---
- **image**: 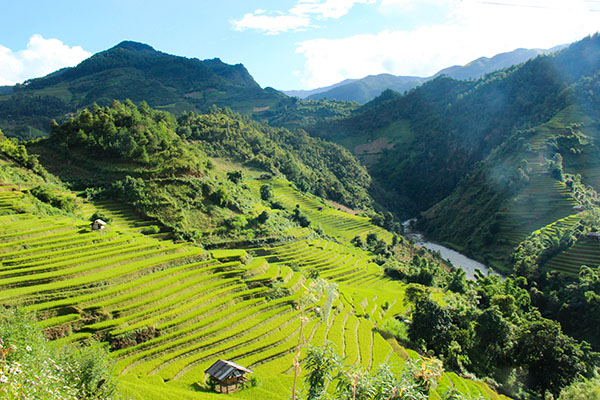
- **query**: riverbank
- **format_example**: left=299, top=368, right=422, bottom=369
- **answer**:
left=403, top=219, right=504, bottom=280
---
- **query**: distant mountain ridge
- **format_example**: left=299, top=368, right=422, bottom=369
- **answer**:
left=307, top=74, right=425, bottom=104
left=289, top=45, right=565, bottom=103
left=283, top=78, right=357, bottom=99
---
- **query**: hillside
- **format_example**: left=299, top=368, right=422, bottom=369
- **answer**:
left=298, top=46, right=558, bottom=104
left=0, top=125, right=525, bottom=400
left=310, top=34, right=600, bottom=218
left=23, top=100, right=372, bottom=246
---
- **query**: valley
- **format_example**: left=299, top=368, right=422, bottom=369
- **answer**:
left=1, top=32, right=600, bottom=400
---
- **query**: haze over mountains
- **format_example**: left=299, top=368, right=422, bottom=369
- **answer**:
left=286, top=45, right=566, bottom=104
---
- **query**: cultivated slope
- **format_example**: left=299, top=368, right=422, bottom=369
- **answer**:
left=0, top=175, right=507, bottom=400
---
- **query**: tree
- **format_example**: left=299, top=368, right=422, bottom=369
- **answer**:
left=226, top=170, right=244, bottom=184
left=408, top=295, right=453, bottom=355
left=260, top=184, right=273, bottom=201
left=471, top=306, right=513, bottom=377
left=516, top=318, right=590, bottom=399
left=256, top=210, right=269, bottom=224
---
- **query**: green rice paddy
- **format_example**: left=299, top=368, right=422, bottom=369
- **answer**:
left=0, top=183, right=508, bottom=400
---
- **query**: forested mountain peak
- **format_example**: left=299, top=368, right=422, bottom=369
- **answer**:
left=0, top=40, right=289, bottom=138
left=24, top=39, right=260, bottom=91
left=110, top=40, right=156, bottom=52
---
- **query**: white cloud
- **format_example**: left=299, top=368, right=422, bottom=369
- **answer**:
left=0, top=35, right=91, bottom=86
left=232, top=13, right=312, bottom=35
left=296, top=0, right=599, bottom=88
left=231, top=0, right=375, bottom=34
left=379, top=0, right=450, bottom=13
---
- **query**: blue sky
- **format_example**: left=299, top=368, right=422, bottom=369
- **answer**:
left=1, top=0, right=598, bottom=90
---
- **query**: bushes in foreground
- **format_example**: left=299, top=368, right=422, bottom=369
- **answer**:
left=0, top=308, right=117, bottom=400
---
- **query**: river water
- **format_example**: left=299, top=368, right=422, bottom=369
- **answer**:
left=403, top=219, right=498, bottom=280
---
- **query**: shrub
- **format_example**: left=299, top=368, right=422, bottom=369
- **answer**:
left=260, top=184, right=273, bottom=201
left=141, top=225, right=161, bottom=234
left=0, top=307, right=117, bottom=400
left=57, top=342, right=117, bottom=399
left=30, top=185, right=76, bottom=213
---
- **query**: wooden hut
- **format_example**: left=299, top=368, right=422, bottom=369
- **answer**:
left=205, top=359, right=253, bottom=394
left=91, top=219, right=107, bottom=231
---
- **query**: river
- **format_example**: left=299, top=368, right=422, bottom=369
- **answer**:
left=403, top=219, right=500, bottom=280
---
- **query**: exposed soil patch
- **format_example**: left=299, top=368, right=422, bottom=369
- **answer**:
left=326, top=200, right=361, bottom=215
left=354, top=137, right=393, bottom=156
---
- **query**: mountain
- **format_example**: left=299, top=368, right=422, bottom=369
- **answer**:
left=309, top=34, right=600, bottom=264
left=306, top=74, right=425, bottom=104
left=299, top=45, right=563, bottom=104
left=0, top=41, right=287, bottom=139
left=433, top=45, right=565, bottom=80
left=283, top=78, right=357, bottom=98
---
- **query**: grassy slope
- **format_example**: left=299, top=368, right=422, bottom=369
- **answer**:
left=0, top=161, right=508, bottom=400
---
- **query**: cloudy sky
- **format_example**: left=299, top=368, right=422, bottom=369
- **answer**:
left=0, top=0, right=598, bottom=89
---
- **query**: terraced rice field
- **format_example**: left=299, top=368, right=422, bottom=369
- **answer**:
left=544, top=237, right=600, bottom=276
left=249, top=178, right=394, bottom=243
left=0, top=186, right=507, bottom=400
left=484, top=109, right=584, bottom=268
left=495, top=169, right=579, bottom=248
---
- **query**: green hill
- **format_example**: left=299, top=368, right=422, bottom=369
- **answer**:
left=310, top=34, right=600, bottom=219
left=0, top=131, right=516, bottom=400
left=0, top=41, right=361, bottom=140
left=0, top=40, right=285, bottom=139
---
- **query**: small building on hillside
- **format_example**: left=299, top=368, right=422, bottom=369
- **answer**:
left=205, top=359, right=253, bottom=394
left=573, top=205, right=585, bottom=212
left=257, top=174, right=272, bottom=180
left=91, top=219, right=107, bottom=231
left=586, top=232, right=600, bottom=241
